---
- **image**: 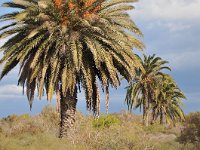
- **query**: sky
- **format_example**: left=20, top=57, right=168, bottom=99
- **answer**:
left=0, top=0, right=200, bottom=118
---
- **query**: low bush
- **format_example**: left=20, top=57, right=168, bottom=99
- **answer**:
left=40, top=105, right=59, bottom=126
left=0, top=106, right=199, bottom=150
left=0, top=126, right=2, bottom=133
left=92, top=114, right=121, bottom=128
left=143, top=123, right=166, bottom=133
left=177, top=112, right=200, bottom=144
left=3, top=114, right=18, bottom=123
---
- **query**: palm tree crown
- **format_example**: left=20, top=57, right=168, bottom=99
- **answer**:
left=0, top=0, right=144, bottom=116
left=125, top=54, right=171, bottom=126
left=125, top=54, right=186, bottom=126
left=125, top=54, right=171, bottom=110
left=153, top=75, right=186, bottom=124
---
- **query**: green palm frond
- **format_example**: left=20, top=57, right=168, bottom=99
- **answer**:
left=125, top=54, right=186, bottom=124
left=125, top=54, right=171, bottom=112
left=0, top=0, right=144, bottom=115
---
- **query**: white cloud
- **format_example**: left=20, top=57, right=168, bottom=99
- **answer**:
left=164, top=23, right=192, bottom=32
left=142, top=21, right=193, bottom=32
left=161, top=49, right=200, bottom=70
left=0, top=84, right=58, bottom=101
left=129, top=1, right=200, bottom=71
left=0, top=84, right=26, bottom=101
left=132, top=0, right=200, bottom=22
left=0, top=84, right=24, bottom=96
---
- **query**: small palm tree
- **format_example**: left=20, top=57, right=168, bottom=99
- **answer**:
left=152, top=75, right=186, bottom=125
left=125, top=54, right=171, bottom=126
left=0, top=0, right=143, bottom=137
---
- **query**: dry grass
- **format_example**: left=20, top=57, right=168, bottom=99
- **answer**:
left=0, top=106, right=198, bottom=150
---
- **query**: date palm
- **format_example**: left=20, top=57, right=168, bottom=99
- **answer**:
left=152, top=75, right=186, bottom=125
left=0, top=0, right=143, bottom=137
left=125, top=54, right=171, bottom=126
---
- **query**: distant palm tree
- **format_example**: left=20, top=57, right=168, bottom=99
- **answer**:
left=0, top=0, right=143, bottom=137
left=152, top=75, right=186, bottom=125
left=125, top=54, right=171, bottom=126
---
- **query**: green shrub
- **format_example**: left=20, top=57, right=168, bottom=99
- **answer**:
left=177, top=112, right=200, bottom=144
left=19, top=114, right=30, bottom=119
left=92, top=114, right=121, bottom=128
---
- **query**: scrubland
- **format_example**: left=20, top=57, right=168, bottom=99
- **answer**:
left=0, top=106, right=199, bottom=150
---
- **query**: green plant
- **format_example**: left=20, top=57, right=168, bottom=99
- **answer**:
left=152, top=75, right=185, bottom=125
left=18, top=114, right=30, bottom=119
left=125, top=54, right=171, bottom=126
left=92, top=115, right=121, bottom=128
left=125, top=54, right=185, bottom=126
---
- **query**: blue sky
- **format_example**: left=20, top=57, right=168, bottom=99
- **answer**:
left=0, top=0, right=200, bottom=118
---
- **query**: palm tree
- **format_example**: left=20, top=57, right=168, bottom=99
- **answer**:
left=0, top=0, right=144, bottom=137
left=125, top=54, right=171, bottom=126
left=152, top=75, right=186, bottom=125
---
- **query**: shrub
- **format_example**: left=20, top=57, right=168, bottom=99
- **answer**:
left=18, top=114, right=30, bottom=119
left=177, top=112, right=200, bottom=144
left=144, top=123, right=166, bottom=133
left=10, top=123, right=44, bottom=136
left=92, top=114, right=121, bottom=128
left=3, top=114, right=18, bottom=123
left=0, top=127, right=2, bottom=133
left=40, top=105, right=59, bottom=126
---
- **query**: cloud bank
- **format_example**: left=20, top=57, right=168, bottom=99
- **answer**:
left=132, top=0, right=200, bottom=22
left=0, top=84, right=24, bottom=96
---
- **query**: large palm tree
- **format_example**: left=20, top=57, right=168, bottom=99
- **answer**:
left=125, top=54, right=171, bottom=126
left=0, top=0, right=144, bottom=137
left=152, top=75, right=186, bottom=125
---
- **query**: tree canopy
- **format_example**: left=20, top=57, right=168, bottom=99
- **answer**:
left=0, top=0, right=144, bottom=116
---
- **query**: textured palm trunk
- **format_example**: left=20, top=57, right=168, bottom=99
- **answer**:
left=160, top=108, right=165, bottom=125
left=56, top=86, right=61, bottom=113
left=143, top=105, right=149, bottom=127
left=151, top=117, right=155, bottom=125
left=143, top=91, right=149, bottom=127
left=151, top=110, right=157, bottom=125
left=143, top=105, right=145, bottom=125
left=144, top=111, right=149, bottom=127
left=59, top=90, right=77, bottom=138
left=160, top=113, right=164, bottom=125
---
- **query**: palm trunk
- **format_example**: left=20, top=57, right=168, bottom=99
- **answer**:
left=145, top=102, right=152, bottom=126
left=145, top=112, right=149, bottom=127
left=143, top=105, right=146, bottom=125
left=151, top=110, right=157, bottom=124
left=143, top=93, right=149, bottom=127
left=160, top=108, right=164, bottom=125
left=59, top=89, right=77, bottom=138
left=160, top=113, right=164, bottom=125
left=143, top=105, right=149, bottom=126
left=56, top=85, right=61, bottom=113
